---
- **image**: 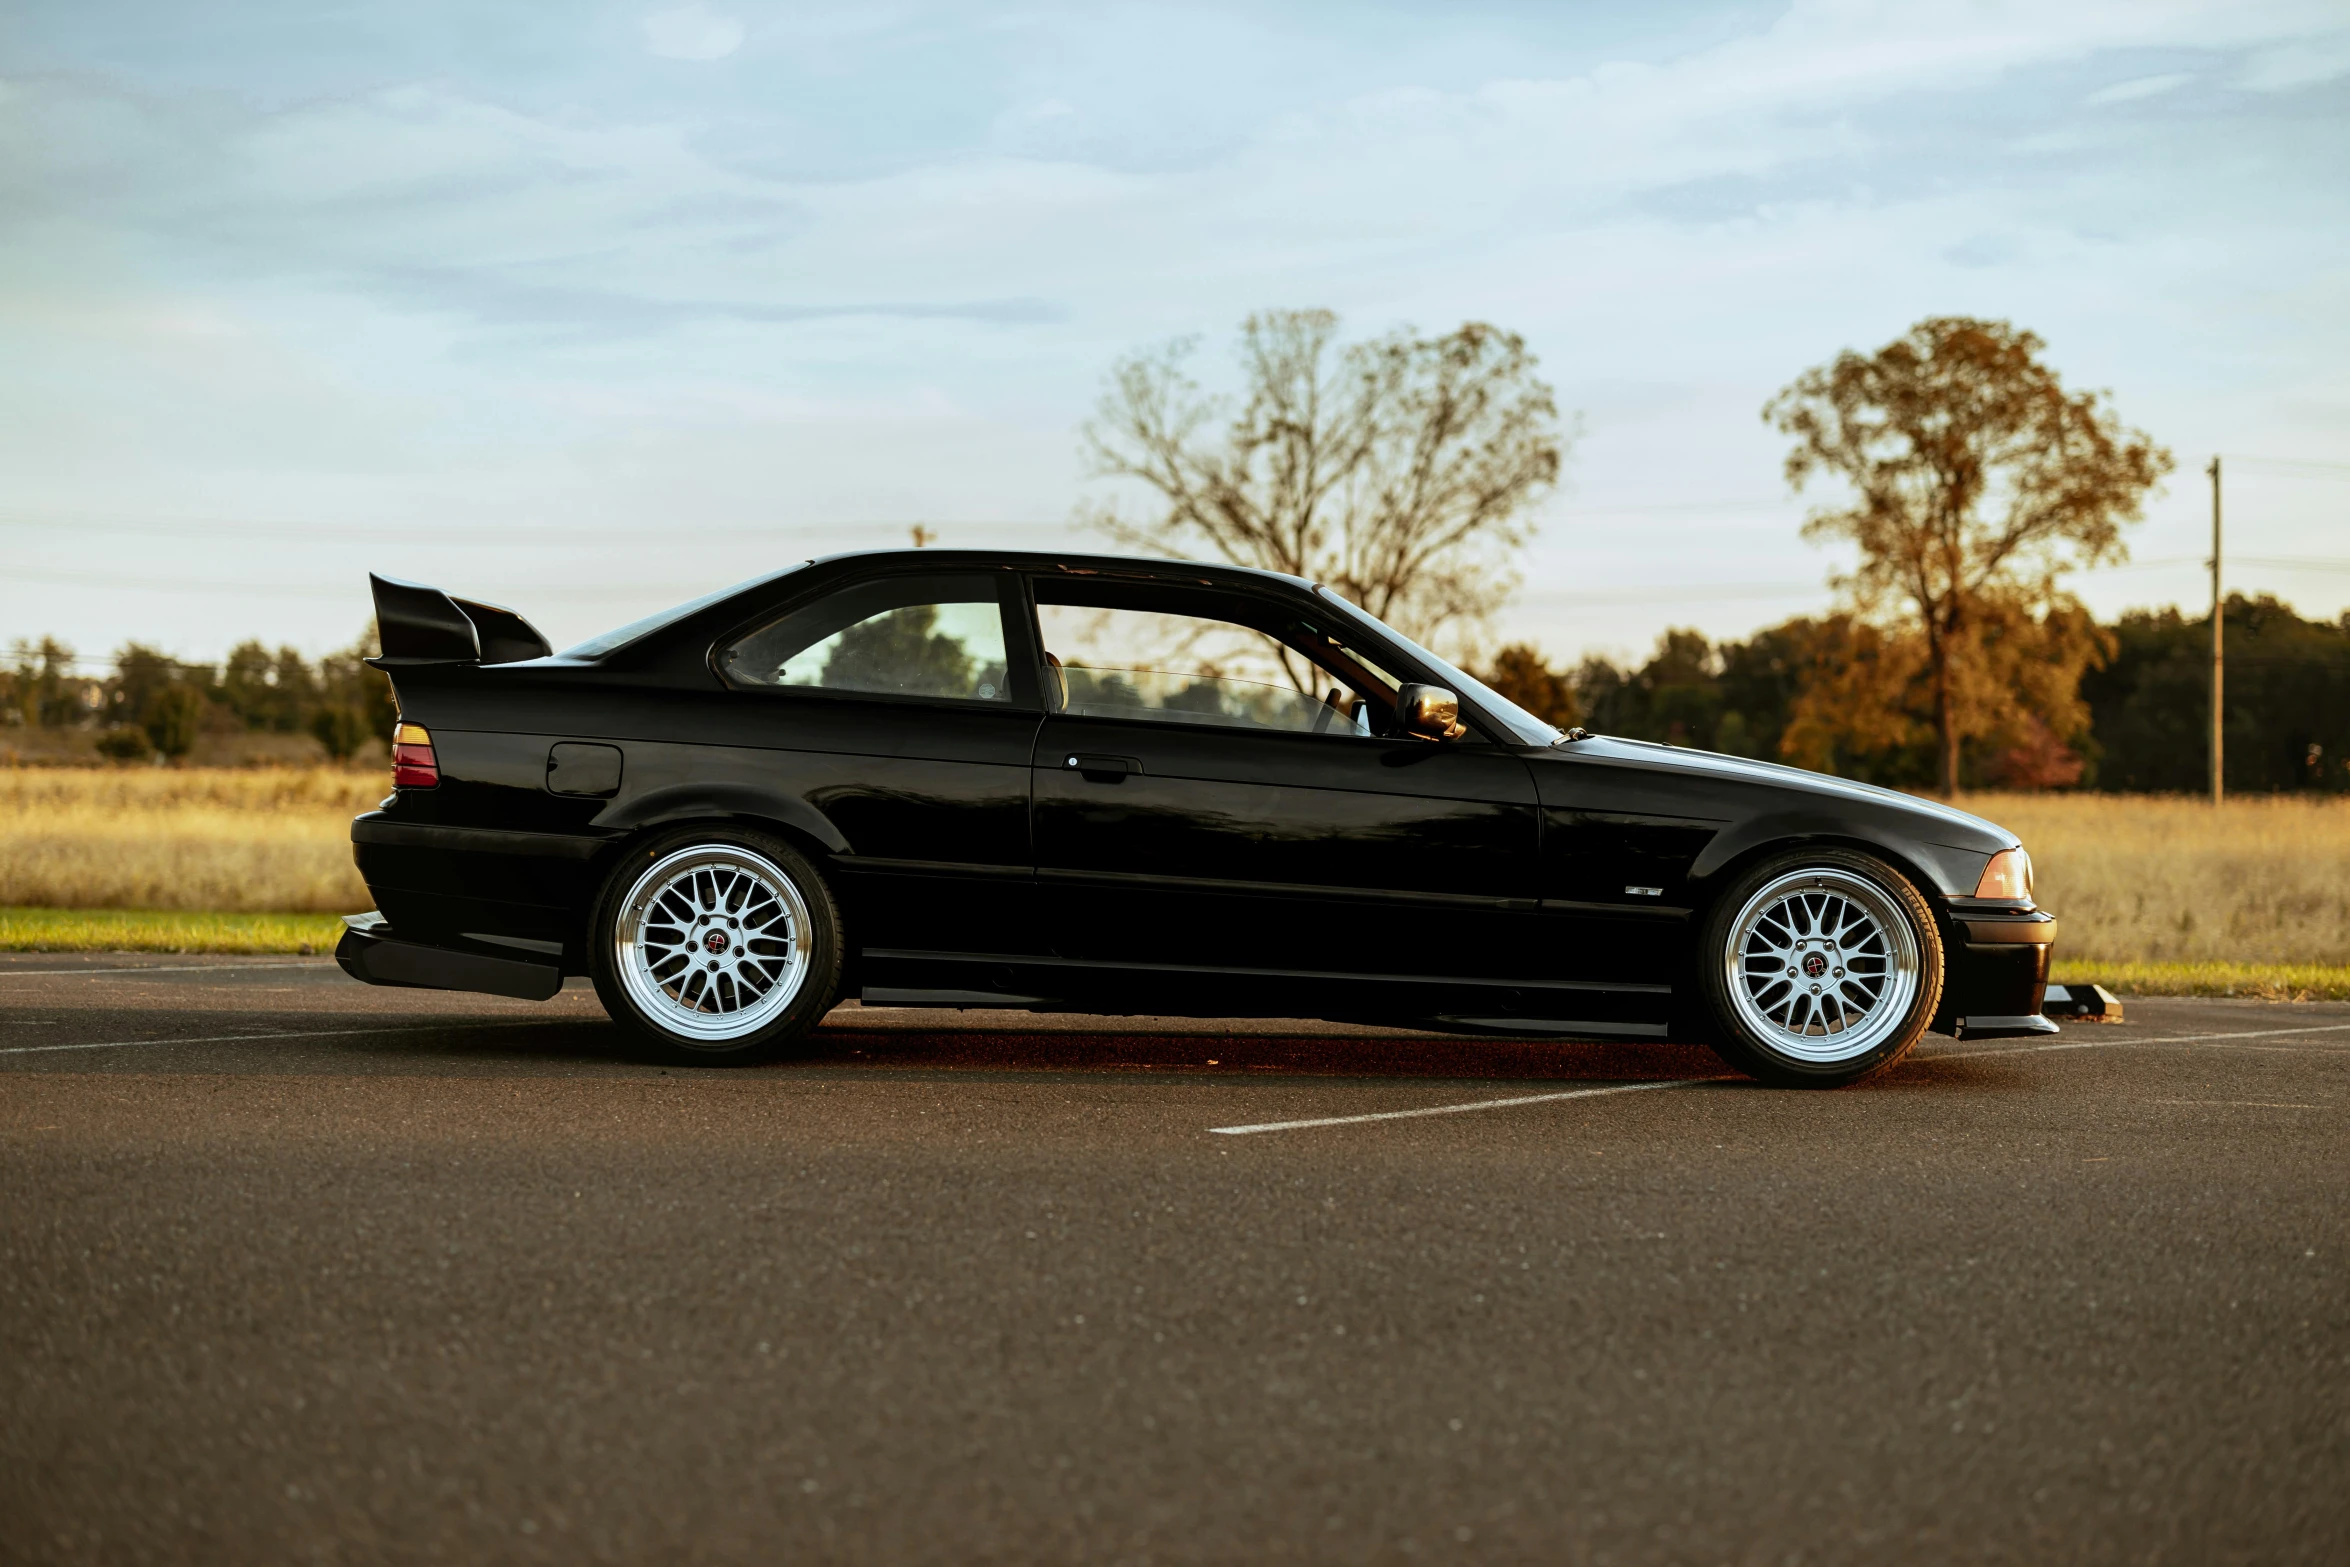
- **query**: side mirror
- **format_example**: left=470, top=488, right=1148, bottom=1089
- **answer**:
left=1395, top=683, right=1465, bottom=741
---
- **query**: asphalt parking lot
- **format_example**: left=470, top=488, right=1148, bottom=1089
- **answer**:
left=2, top=954, right=2345, bottom=1565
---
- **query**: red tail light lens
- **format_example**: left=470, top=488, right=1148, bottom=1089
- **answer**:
left=1974, top=846, right=2033, bottom=901
left=391, top=721, right=439, bottom=789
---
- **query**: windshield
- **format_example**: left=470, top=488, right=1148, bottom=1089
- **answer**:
left=1311, top=586, right=1564, bottom=747
left=560, top=563, right=812, bottom=660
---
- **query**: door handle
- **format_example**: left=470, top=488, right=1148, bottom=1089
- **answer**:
left=1065, top=753, right=1138, bottom=783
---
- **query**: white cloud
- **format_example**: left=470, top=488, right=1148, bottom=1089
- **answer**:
left=2238, top=31, right=2350, bottom=89
left=2085, top=72, right=2194, bottom=105
left=640, top=4, right=747, bottom=63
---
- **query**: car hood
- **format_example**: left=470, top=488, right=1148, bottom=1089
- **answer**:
left=1541, top=735, right=2018, bottom=851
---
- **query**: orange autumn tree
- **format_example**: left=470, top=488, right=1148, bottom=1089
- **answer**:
left=1481, top=642, right=1581, bottom=727
left=1765, top=317, right=2170, bottom=795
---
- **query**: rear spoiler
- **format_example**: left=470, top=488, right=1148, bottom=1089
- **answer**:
left=367, top=573, right=553, bottom=666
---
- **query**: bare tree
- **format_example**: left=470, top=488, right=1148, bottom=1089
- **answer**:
left=1080, top=309, right=1566, bottom=653
left=1765, top=317, right=2171, bottom=797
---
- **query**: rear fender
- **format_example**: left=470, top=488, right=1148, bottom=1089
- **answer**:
left=596, top=784, right=852, bottom=857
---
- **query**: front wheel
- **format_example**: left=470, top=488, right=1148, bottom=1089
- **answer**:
left=589, top=828, right=843, bottom=1065
left=1693, top=849, right=1943, bottom=1088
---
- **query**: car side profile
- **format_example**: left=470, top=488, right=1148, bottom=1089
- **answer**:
left=336, top=549, right=2058, bottom=1087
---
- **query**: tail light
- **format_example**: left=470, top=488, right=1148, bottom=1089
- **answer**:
left=392, top=722, right=439, bottom=789
left=1974, top=846, right=2033, bottom=901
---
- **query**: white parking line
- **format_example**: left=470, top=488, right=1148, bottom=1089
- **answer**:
left=1931, top=1020, right=2350, bottom=1063
left=0, top=1020, right=552, bottom=1057
left=2132, top=1021, right=2350, bottom=1045
left=0, top=961, right=327, bottom=979
left=1222, top=1017, right=2350, bottom=1134
left=1210, top=1078, right=1710, bottom=1136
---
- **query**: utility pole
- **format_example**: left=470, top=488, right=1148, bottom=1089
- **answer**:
left=2208, top=455, right=2223, bottom=806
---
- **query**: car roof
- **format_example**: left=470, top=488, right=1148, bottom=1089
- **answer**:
left=804, top=547, right=1318, bottom=593
left=564, top=546, right=1347, bottom=682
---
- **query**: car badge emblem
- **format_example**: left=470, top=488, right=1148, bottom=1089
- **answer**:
left=704, top=930, right=730, bottom=955
left=1801, top=952, right=1828, bottom=978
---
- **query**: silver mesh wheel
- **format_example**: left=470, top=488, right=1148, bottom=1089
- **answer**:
left=1723, top=867, right=1922, bottom=1064
left=613, top=844, right=812, bottom=1044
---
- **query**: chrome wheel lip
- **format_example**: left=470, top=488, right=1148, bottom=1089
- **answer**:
left=614, top=844, right=811, bottom=1045
left=1723, top=867, right=1921, bottom=1064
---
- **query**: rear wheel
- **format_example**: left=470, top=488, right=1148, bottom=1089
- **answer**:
left=589, top=828, right=842, bottom=1065
left=1694, top=848, right=1942, bottom=1088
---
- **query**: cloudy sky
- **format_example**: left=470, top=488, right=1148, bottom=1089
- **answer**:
left=4, top=0, right=2347, bottom=670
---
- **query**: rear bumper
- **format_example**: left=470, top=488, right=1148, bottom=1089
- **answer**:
left=1939, top=905, right=2057, bottom=1039
left=350, top=812, right=613, bottom=963
left=335, top=913, right=563, bottom=1002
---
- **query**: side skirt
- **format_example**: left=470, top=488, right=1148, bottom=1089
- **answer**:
left=857, top=947, right=1673, bottom=1031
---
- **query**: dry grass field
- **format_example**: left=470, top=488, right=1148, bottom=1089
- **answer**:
left=0, top=768, right=378, bottom=914
left=1, top=772, right=2345, bottom=991
left=1960, top=792, right=2350, bottom=967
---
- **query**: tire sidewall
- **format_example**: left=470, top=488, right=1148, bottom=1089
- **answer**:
left=1695, top=847, right=1944, bottom=1088
left=589, top=825, right=842, bottom=1064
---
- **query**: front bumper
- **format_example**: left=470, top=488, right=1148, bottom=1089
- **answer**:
left=1938, top=904, right=2057, bottom=1040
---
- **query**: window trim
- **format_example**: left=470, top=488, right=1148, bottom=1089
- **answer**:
left=706, top=566, right=1042, bottom=711
left=1050, top=665, right=1378, bottom=740
left=1019, top=575, right=1500, bottom=743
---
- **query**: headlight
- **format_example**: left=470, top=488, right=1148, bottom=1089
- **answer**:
left=1974, top=846, right=2033, bottom=901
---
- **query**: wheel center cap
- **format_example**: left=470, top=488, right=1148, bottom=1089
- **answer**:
left=703, top=929, right=731, bottom=956
left=1801, top=952, right=1829, bottom=978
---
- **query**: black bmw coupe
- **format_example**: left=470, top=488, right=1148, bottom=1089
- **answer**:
left=337, top=549, right=2058, bottom=1086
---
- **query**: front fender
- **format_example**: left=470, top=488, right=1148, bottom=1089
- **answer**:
left=1689, top=811, right=1991, bottom=902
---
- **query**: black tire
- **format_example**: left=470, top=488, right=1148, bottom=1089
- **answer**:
left=589, top=825, right=843, bottom=1066
left=1693, top=847, right=1943, bottom=1088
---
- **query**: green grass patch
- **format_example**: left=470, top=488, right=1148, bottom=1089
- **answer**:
left=0, top=907, right=349, bottom=954
left=2054, top=959, right=2350, bottom=1002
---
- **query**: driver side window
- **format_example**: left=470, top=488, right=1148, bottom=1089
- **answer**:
left=1034, top=596, right=1390, bottom=737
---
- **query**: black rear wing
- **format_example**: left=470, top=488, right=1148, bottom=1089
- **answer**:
left=367, top=574, right=553, bottom=667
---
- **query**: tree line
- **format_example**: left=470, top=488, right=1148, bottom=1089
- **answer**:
left=5, top=595, right=2340, bottom=791
left=1479, top=593, right=2350, bottom=794
left=1, top=634, right=397, bottom=762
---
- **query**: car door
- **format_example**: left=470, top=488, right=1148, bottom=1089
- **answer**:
left=710, top=568, right=1045, bottom=961
left=1022, top=576, right=1542, bottom=1010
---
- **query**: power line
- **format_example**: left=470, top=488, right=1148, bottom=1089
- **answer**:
left=2236, top=555, right=2350, bottom=573
left=0, top=516, right=1078, bottom=545
left=0, top=567, right=752, bottom=601
left=2226, top=455, right=2350, bottom=477
left=1520, top=582, right=1826, bottom=606
left=2098, top=554, right=2350, bottom=573
left=1554, top=497, right=1790, bottom=517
